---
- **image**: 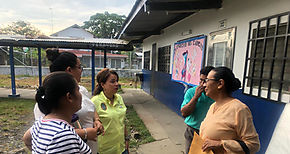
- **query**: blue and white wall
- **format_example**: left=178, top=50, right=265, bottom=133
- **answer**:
left=141, top=0, right=290, bottom=153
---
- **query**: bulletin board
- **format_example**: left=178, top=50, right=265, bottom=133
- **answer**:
left=171, top=35, right=206, bottom=86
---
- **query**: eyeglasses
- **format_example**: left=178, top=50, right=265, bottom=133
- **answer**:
left=77, top=65, right=84, bottom=71
left=204, top=78, right=219, bottom=83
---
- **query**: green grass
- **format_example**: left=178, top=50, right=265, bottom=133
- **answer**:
left=125, top=105, right=155, bottom=148
left=0, top=74, right=39, bottom=89
left=0, top=98, right=153, bottom=151
left=0, top=98, right=35, bottom=132
left=0, top=98, right=35, bottom=153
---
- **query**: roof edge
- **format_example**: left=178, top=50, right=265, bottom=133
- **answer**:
left=117, top=0, right=147, bottom=39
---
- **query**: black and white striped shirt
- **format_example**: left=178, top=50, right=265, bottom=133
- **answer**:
left=31, top=119, right=91, bottom=154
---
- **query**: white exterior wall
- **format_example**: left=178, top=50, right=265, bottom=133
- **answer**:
left=143, top=0, right=290, bottom=80
left=141, top=0, right=290, bottom=153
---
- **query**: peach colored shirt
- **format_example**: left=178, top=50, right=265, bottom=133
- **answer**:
left=200, top=99, right=260, bottom=154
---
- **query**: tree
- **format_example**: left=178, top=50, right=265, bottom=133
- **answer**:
left=0, top=21, right=45, bottom=66
left=0, top=21, right=42, bottom=37
left=82, top=11, right=126, bottom=38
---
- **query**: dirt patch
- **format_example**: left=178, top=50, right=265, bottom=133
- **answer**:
left=0, top=113, right=33, bottom=154
left=0, top=99, right=34, bottom=154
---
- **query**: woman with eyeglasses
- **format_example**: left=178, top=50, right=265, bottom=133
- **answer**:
left=23, top=49, right=103, bottom=154
left=200, top=67, right=260, bottom=154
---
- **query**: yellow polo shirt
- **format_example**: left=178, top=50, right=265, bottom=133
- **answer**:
left=91, top=91, right=127, bottom=154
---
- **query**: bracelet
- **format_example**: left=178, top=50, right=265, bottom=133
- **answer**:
left=83, top=128, right=88, bottom=140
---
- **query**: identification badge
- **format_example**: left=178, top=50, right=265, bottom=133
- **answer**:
left=101, top=103, right=107, bottom=111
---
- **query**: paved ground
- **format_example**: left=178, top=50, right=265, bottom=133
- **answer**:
left=122, top=88, right=186, bottom=154
left=0, top=88, right=186, bottom=154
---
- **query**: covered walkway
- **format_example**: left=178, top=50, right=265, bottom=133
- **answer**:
left=0, top=35, right=133, bottom=97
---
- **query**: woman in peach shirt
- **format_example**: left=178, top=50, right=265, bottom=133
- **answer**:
left=200, top=67, right=260, bottom=154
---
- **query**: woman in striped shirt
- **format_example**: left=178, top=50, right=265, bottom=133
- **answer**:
left=29, top=72, right=91, bottom=153
left=24, top=49, right=102, bottom=153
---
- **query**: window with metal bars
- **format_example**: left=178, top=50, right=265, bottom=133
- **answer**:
left=144, top=51, right=150, bottom=70
left=158, top=45, right=171, bottom=73
left=243, top=12, right=290, bottom=103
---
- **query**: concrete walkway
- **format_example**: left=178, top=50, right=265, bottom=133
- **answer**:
left=0, top=88, right=186, bottom=154
left=121, top=88, right=186, bottom=154
left=0, top=88, right=36, bottom=99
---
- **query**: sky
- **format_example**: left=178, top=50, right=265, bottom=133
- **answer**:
left=0, top=0, right=135, bottom=35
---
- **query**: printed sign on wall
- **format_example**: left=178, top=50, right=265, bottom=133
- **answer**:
left=172, top=36, right=206, bottom=86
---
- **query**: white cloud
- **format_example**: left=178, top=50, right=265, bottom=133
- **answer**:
left=0, top=0, right=135, bottom=35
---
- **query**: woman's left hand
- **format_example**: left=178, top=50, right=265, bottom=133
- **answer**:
left=202, top=139, right=222, bottom=151
left=94, top=120, right=105, bottom=135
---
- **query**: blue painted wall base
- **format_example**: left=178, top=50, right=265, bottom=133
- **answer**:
left=142, top=70, right=285, bottom=154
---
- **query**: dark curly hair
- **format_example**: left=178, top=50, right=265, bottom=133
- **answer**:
left=46, top=48, right=78, bottom=72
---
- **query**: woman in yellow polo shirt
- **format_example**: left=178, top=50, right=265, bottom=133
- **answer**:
left=91, top=68, right=129, bottom=154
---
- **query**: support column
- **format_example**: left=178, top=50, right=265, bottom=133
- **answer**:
left=8, top=46, right=20, bottom=97
left=38, top=47, right=42, bottom=86
left=91, top=47, right=95, bottom=95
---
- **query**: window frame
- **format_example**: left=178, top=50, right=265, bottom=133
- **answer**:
left=206, top=27, right=236, bottom=69
left=242, top=11, right=290, bottom=103
left=157, top=45, right=171, bottom=74
left=143, top=50, right=150, bottom=70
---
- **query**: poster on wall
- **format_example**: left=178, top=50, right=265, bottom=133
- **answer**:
left=171, top=35, right=206, bottom=86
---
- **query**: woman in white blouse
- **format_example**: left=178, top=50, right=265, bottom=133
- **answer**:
left=25, top=49, right=103, bottom=154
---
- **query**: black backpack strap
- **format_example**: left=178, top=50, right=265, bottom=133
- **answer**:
left=235, top=140, right=250, bottom=154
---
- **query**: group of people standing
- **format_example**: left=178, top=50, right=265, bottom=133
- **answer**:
left=21, top=48, right=260, bottom=154
left=181, top=66, right=260, bottom=154
left=23, top=49, right=128, bottom=154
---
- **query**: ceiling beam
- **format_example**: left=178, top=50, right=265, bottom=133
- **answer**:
left=146, top=0, right=222, bottom=11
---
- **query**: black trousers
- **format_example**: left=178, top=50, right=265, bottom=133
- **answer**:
left=184, top=125, right=199, bottom=154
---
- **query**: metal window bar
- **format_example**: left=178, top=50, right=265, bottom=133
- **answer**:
left=257, top=19, right=270, bottom=97
left=249, top=21, right=261, bottom=95
left=242, top=22, right=252, bottom=94
left=245, top=76, right=290, bottom=84
left=278, top=13, right=290, bottom=101
left=248, top=34, right=288, bottom=41
left=267, top=16, right=280, bottom=100
left=243, top=11, right=290, bottom=102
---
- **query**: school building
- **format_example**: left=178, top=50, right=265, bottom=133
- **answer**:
left=118, top=0, right=290, bottom=153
